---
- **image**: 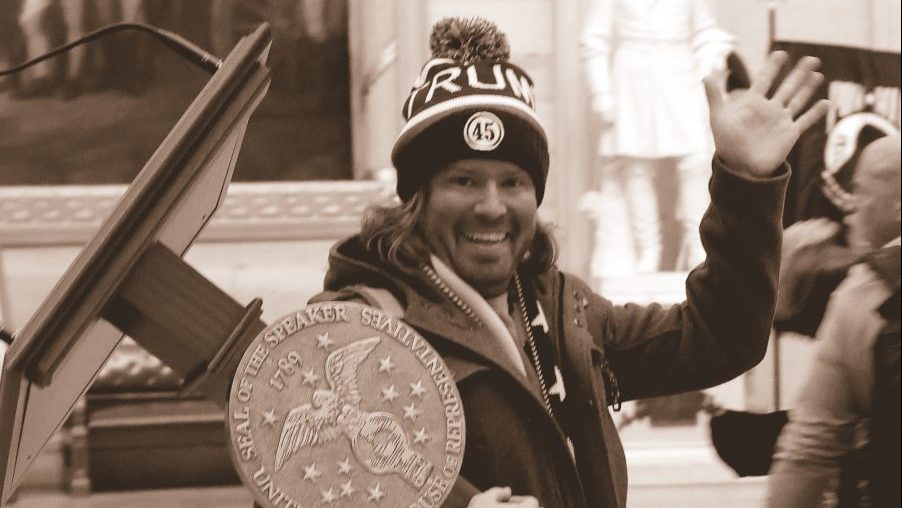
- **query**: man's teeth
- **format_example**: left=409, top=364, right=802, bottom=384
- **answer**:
left=464, top=232, right=508, bottom=243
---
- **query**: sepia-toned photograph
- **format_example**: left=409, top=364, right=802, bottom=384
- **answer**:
left=1, top=1, right=899, bottom=507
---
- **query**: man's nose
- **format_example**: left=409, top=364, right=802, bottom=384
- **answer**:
left=473, top=182, right=506, bottom=219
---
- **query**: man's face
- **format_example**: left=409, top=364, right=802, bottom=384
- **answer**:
left=844, top=148, right=901, bottom=249
left=421, top=159, right=537, bottom=298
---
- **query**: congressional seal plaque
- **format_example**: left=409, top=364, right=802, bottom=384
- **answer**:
left=227, top=301, right=465, bottom=508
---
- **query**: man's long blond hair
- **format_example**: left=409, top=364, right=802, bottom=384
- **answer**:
left=359, top=190, right=558, bottom=275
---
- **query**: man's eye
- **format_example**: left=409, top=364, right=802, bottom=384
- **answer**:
left=503, top=178, right=528, bottom=189
left=450, top=176, right=475, bottom=187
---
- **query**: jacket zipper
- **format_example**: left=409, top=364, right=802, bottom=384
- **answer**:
left=513, top=273, right=555, bottom=415
left=422, top=263, right=556, bottom=415
left=422, top=264, right=589, bottom=505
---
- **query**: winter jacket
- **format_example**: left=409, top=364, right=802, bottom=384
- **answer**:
left=311, top=159, right=788, bottom=507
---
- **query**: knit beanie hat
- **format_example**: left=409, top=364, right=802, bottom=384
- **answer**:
left=390, top=17, right=550, bottom=203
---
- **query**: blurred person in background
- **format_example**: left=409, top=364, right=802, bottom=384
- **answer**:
left=88, top=0, right=149, bottom=96
left=14, top=0, right=94, bottom=98
left=10, top=0, right=148, bottom=99
left=710, top=120, right=898, bottom=492
left=768, top=134, right=901, bottom=508
left=774, top=115, right=900, bottom=337
left=0, top=0, right=24, bottom=94
left=14, top=0, right=57, bottom=97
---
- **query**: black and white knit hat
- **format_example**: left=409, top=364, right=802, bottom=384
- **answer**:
left=390, top=17, right=550, bottom=203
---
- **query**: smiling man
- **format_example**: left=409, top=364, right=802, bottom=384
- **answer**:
left=310, top=17, right=829, bottom=508
left=422, top=159, right=538, bottom=298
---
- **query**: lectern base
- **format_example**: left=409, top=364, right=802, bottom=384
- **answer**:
left=83, top=392, right=240, bottom=492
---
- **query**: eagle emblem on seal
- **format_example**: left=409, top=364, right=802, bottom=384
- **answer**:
left=273, top=336, right=433, bottom=488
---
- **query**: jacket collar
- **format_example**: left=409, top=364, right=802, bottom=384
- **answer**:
left=325, top=236, right=545, bottom=399
left=429, top=254, right=528, bottom=378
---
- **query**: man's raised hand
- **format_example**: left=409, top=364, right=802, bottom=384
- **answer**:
left=704, top=51, right=831, bottom=177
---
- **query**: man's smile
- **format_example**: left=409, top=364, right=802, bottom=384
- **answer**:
left=462, top=231, right=511, bottom=244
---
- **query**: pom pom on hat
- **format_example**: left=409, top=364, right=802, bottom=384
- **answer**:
left=391, top=17, right=550, bottom=203
left=429, top=17, right=511, bottom=65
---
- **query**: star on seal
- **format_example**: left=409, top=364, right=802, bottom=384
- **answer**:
left=413, top=428, right=430, bottom=444
left=381, top=384, right=400, bottom=402
left=262, top=409, right=278, bottom=427
left=337, top=457, right=353, bottom=475
left=316, top=332, right=335, bottom=349
left=378, top=355, right=395, bottom=373
left=301, top=368, right=320, bottom=386
left=409, top=379, right=427, bottom=397
left=367, top=483, right=385, bottom=503
left=403, top=402, right=421, bottom=421
left=303, top=463, right=321, bottom=482
left=320, top=487, right=337, bottom=504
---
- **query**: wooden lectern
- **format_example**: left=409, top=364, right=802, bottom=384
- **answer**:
left=0, top=24, right=273, bottom=504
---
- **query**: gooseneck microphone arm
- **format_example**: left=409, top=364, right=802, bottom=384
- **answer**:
left=0, top=22, right=222, bottom=78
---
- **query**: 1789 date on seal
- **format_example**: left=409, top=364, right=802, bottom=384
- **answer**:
left=227, top=301, right=465, bottom=508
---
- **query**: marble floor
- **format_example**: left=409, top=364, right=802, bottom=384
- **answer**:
left=7, top=479, right=767, bottom=508
left=7, top=486, right=253, bottom=508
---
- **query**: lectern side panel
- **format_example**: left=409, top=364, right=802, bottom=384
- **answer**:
left=0, top=373, right=26, bottom=504
left=157, top=118, right=249, bottom=255
left=12, top=320, right=123, bottom=488
left=155, top=65, right=267, bottom=258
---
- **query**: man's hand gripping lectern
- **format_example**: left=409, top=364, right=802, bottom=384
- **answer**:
left=0, top=24, right=273, bottom=504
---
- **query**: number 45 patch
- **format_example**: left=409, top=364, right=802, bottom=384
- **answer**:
left=464, top=111, right=505, bottom=151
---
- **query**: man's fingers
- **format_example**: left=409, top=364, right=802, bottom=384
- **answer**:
left=795, top=99, right=832, bottom=133
left=786, top=72, right=824, bottom=117
left=703, top=74, right=724, bottom=114
left=483, top=486, right=512, bottom=501
left=772, top=56, right=821, bottom=106
left=749, top=50, right=789, bottom=96
left=509, top=496, right=541, bottom=508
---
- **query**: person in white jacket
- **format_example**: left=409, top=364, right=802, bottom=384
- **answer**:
left=581, top=0, right=734, bottom=274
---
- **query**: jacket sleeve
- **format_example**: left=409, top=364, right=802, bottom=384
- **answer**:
left=598, top=157, right=788, bottom=401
